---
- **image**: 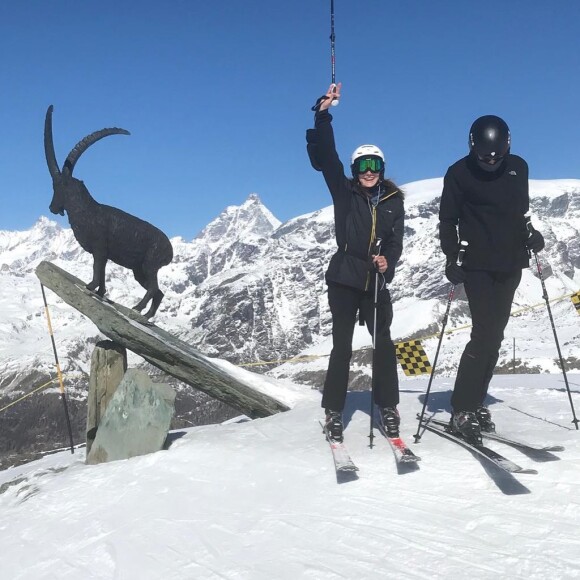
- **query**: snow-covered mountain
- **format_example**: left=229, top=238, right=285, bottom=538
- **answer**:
left=1, top=179, right=580, bottom=464
left=269, top=178, right=580, bottom=387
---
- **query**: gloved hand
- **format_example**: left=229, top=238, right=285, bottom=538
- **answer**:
left=526, top=229, right=545, bottom=253
left=445, top=259, right=466, bottom=285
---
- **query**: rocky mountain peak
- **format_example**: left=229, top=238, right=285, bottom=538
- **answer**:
left=194, top=193, right=281, bottom=247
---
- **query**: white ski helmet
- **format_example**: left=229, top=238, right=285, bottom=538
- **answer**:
left=350, top=144, right=385, bottom=178
left=351, top=144, right=385, bottom=166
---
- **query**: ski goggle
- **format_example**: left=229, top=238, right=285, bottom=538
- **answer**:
left=476, top=152, right=505, bottom=164
left=354, top=156, right=384, bottom=174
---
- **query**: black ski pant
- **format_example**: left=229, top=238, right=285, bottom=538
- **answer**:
left=451, top=269, right=522, bottom=412
left=322, top=282, right=399, bottom=412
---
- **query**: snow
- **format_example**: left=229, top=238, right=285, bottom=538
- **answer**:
left=398, top=176, right=580, bottom=209
left=1, top=373, right=579, bottom=579
left=400, top=176, right=580, bottom=206
left=529, top=179, right=580, bottom=198
left=402, top=177, right=443, bottom=206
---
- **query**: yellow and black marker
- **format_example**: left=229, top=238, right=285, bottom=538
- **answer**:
left=395, top=340, right=432, bottom=376
left=571, top=291, right=580, bottom=315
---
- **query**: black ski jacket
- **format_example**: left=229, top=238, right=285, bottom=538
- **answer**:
left=439, top=152, right=530, bottom=272
left=307, top=110, right=404, bottom=292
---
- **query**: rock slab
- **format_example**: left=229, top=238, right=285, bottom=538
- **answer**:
left=86, top=368, right=175, bottom=465
left=86, top=340, right=128, bottom=455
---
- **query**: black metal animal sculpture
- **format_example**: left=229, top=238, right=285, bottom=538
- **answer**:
left=44, top=105, right=174, bottom=319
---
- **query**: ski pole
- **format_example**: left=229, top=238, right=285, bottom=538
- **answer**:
left=414, top=241, right=468, bottom=443
left=525, top=217, right=579, bottom=430
left=311, top=0, right=339, bottom=111
left=368, top=238, right=382, bottom=448
left=329, top=0, right=339, bottom=106
left=41, top=284, right=75, bottom=453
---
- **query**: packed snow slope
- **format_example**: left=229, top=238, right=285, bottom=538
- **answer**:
left=1, top=373, right=579, bottom=580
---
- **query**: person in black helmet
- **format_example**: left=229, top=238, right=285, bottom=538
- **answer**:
left=439, top=114, right=545, bottom=444
left=306, top=82, right=404, bottom=442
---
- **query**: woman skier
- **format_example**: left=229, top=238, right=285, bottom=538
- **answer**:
left=307, top=82, right=405, bottom=442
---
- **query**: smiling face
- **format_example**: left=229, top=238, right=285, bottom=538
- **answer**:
left=358, top=170, right=381, bottom=188
left=352, top=154, right=384, bottom=189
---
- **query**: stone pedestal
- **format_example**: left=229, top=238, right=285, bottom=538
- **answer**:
left=86, top=340, right=127, bottom=456
left=86, top=368, right=176, bottom=465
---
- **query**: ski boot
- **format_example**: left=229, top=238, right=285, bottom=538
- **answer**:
left=450, top=411, right=482, bottom=445
left=323, top=409, right=344, bottom=443
left=380, top=406, right=400, bottom=438
left=476, top=406, right=496, bottom=433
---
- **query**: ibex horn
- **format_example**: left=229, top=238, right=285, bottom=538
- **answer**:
left=63, top=126, right=131, bottom=176
left=44, top=105, right=60, bottom=179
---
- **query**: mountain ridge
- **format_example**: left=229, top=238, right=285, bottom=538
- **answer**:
left=1, top=178, right=579, bottom=465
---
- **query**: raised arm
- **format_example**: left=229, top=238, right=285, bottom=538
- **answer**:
left=306, top=83, right=348, bottom=198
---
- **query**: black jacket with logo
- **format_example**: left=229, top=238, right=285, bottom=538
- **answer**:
left=439, top=152, right=530, bottom=271
left=307, top=110, right=404, bottom=292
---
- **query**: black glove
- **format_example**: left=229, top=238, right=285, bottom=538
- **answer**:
left=445, top=259, right=466, bottom=285
left=526, top=229, right=545, bottom=253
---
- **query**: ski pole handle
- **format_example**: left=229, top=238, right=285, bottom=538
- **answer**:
left=456, top=240, right=468, bottom=267
left=373, top=238, right=383, bottom=271
left=330, top=83, right=339, bottom=107
left=310, top=88, right=338, bottom=112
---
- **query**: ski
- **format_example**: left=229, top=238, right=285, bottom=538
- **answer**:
left=419, top=418, right=537, bottom=475
left=420, top=414, right=564, bottom=453
left=377, top=424, right=421, bottom=464
left=319, top=421, right=359, bottom=473
left=482, top=430, right=564, bottom=453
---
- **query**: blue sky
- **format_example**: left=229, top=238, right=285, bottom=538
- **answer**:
left=1, top=1, right=579, bottom=239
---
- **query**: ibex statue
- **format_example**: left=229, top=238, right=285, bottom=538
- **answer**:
left=44, top=105, right=174, bottom=319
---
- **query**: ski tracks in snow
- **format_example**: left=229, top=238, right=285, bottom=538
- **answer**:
left=0, top=378, right=579, bottom=578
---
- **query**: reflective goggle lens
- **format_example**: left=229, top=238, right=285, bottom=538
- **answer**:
left=355, top=156, right=384, bottom=174
left=477, top=153, right=504, bottom=164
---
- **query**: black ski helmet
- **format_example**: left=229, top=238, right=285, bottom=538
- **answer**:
left=469, top=115, right=511, bottom=171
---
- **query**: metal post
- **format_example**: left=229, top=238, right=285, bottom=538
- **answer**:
left=41, top=284, right=75, bottom=453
